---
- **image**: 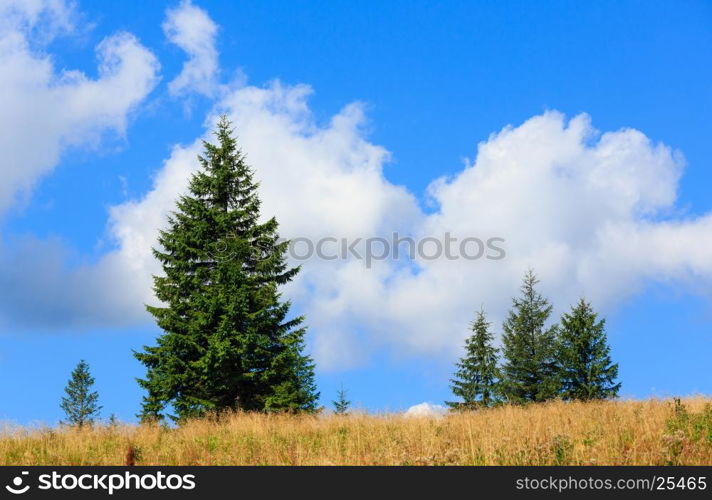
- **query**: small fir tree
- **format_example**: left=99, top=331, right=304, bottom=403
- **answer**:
left=446, top=309, right=500, bottom=409
left=557, top=299, right=620, bottom=400
left=60, top=360, right=101, bottom=427
left=332, top=386, right=351, bottom=414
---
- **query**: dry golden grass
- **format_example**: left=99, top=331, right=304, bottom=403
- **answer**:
left=1, top=398, right=709, bottom=465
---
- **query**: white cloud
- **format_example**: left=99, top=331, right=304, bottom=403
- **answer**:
left=6, top=79, right=712, bottom=370
left=3, top=3, right=712, bottom=374
left=81, top=81, right=419, bottom=339
left=0, top=0, right=160, bottom=213
left=163, top=0, right=218, bottom=97
left=404, top=402, right=447, bottom=418
left=96, top=86, right=712, bottom=370
left=0, top=0, right=74, bottom=38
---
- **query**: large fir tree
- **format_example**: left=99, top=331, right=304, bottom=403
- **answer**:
left=60, top=360, right=101, bottom=427
left=557, top=299, right=620, bottom=400
left=135, top=117, right=318, bottom=421
left=499, top=270, right=560, bottom=403
left=446, top=309, right=500, bottom=409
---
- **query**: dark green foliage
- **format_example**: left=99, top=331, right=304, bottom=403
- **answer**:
left=134, top=116, right=318, bottom=421
left=446, top=309, right=500, bottom=409
left=499, top=270, right=560, bottom=403
left=332, top=386, right=351, bottom=414
left=557, top=298, right=621, bottom=400
left=60, top=360, right=101, bottom=427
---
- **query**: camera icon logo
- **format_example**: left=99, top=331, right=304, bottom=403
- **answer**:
left=5, top=471, right=30, bottom=494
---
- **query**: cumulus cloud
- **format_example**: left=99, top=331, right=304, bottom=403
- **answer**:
left=70, top=81, right=419, bottom=336
left=0, top=0, right=160, bottom=213
left=163, top=0, right=218, bottom=97
left=0, top=236, right=145, bottom=329
left=404, top=402, right=447, bottom=418
left=3, top=3, right=712, bottom=373
left=94, top=88, right=712, bottom=370
left=0, top=0, right=74, bottom=37
left=5, top=80, right=712, bottom=368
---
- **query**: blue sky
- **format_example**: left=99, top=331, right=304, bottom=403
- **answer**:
left=0, top=0, right=711, bottom=424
